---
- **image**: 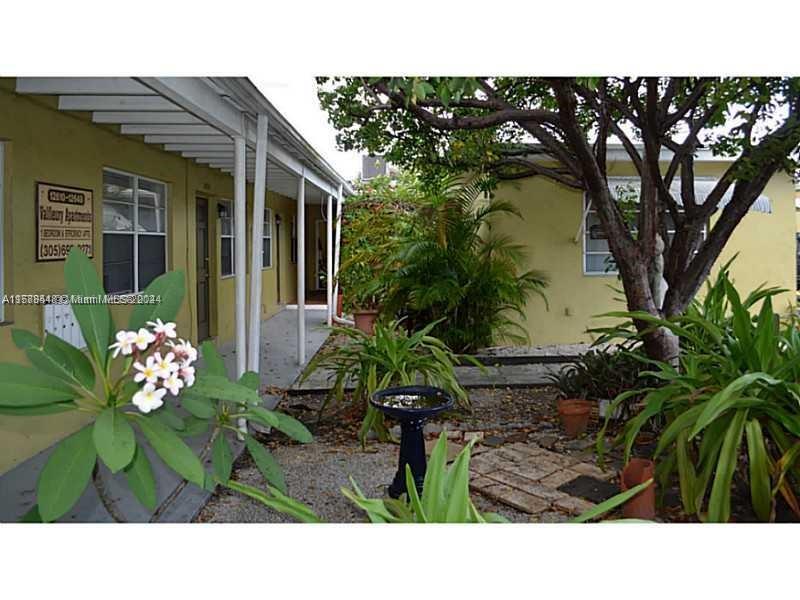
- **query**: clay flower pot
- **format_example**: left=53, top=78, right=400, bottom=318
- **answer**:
left=353, top=309, right=379, bottom=335
left=620, top=458, right=656, bottom=520
left=557, top=399, right=592, bottom=438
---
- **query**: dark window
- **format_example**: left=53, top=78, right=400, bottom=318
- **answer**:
left=219, top=200, right=234, bottom=276
left=102, top=169, right=167, bottom=292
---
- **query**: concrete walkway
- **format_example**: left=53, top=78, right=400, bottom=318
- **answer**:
left=0, top=308, right=330, bottom=523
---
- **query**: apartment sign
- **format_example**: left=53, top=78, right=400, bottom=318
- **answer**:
left=36, top=182, right=94, bottom=261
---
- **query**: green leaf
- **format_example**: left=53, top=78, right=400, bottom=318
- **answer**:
left=25, top=334, right=95, bottom=391
left=225, top=480, right=321, bottom=523
left=212, top=433, right=233, bottom=483
left=245, top=435, right=287, bottom=494
left=0, top=363, right=77, bottom=407
left=571, top=479, right=654, bottom=523
left=178, top=415, right=210, bottom=438
left=745, top=418, right=772, bottom=522
left=272, top=412, right=313, bottom=443
left=11, top=328, right=41, bottom=350
left=37, top=426, right=96, bottom=522
left=707, top=408, right=748, bottom=523
left=243, top=406, right=279, bottom=429
left=128, top=270, right=185, bottom=331
left=200, top=341, right=227, bottom=377
left=0, top=402, right=76, bottom=416
left=124, top=445, right=158, bottom=512
left=154, top=404, right=186, bottom=431
left=64, top=247, right=111, bottom=367
left=136, top=414, right=205, bottom=487
left=443, top=440, right=474, bottom=522
left=93, top=408, right=136, bottom=473
left=191, top=374, right=260, bottom=406
left=238, top=371, right=260, bottom=391
left=689, top=373, right=776, bottom=438
left=404, top=464, right=427, bottom=523
left=180, top=392, right=216, bottom=419
left=422, top=433, right=448, bottom=520
left=18, top=505, right=43, bottom=523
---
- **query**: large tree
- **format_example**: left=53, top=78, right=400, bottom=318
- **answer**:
left=318, top=77, right=800, bottom=361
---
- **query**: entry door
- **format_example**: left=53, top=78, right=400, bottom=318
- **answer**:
left=196, top=198, right=210, bottom=341
left=315, top=219, right=327, bottom=290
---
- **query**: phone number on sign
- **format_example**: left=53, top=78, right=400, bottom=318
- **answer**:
left=3, top=294, right=163, bottom=305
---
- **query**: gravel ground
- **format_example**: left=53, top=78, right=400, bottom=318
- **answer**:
left=196, top=387, right=554, bottom=523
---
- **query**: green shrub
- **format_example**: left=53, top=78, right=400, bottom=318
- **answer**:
left=300, top=319, right=478, bottom=444
left=598, top=266, right=800, bottom=522
left=383, top=174, right=548, bottom=353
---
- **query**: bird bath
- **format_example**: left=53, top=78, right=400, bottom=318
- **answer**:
left=370, top=385, right=454, bottom=499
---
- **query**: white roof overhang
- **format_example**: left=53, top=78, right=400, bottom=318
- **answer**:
left=15, top=77, right=352, bottom=204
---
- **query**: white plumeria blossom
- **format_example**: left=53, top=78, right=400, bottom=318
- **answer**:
left=132, top=382, right=167, bottom=413
left=162, top=372, right=185, bottom=396
left=179, top=365, right=196, bottom=387
left=168, top=338, right=198, bottom=364
left=109, top=330, right=137, bottom=358
left=153, top=351, right=179, bottom=379
left=147, top=318, right=177, bottom=339
left=133, top=355, right=160, bottom=384
left=132, top=328, right=156, bottom=351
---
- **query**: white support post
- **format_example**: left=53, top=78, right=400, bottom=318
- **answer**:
left=326, top=193, right=333, bottom=327
left=296, top=173, right=306, bottom=365
left=332, top=184, right=344, bottom=312
left=248, top=113, right=269, bottom=374
left=234, top=134, right=248, bottom=435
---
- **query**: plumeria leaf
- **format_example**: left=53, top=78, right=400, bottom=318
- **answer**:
left=124, top=445, right=158, bottom=512
left=212, top=433, right=234, bottom=483
left=180, top=392, right=217, bottom=419
left=0, top=363, right=77, bottom=408
left=25, top=334, right=95, bottom=391
left=11, top=328, right=41, bottom=350
left=272, top=412, right=313, bottom=444
left=245, top=435, right=287, bottom=493
left=93, top=408, right=136, bottom=473
left=64, top=247, right=111, bottom=367
left=0, top=402, right=76, bottom=416
left=178, top=415, right=210, bottom=438
left=243, top=406, right=280, bottom=429
left=18, top=505, right=43, bottom=523
left=136, top=414, right=205, bottom=487
left=154, top=404, right=186, bottom=431
left=191, top=374, right=261, bottom=406
left=239, top=371, right=261, bottom=391
left=37, top=425, right=96, bottom=522
left=128, top=270, right=185, bottom=331
left=200, top=342, right=227, bottom=377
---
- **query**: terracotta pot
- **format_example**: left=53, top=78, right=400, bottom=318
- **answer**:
left=620, top=458, right=656, bottom=520
left=353, top=309, right=379, bottom=335
left=557, top=399, right=592, bottom=438
left=336, top=291, right=343, bottom=317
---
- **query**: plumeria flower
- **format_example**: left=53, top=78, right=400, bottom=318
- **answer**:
left=109, top=330, right=136, bottom=358
left=133, top=355, right=160, bottom=384
left=162, top=372, right=185, bottom=396
left=132, top=328, right=156, bottom=351
left=168, top=338, right=198, bottom=364
left=132, top=382, right=167, bottom=413
left=179, top=365, right=196, bottom=387
left=147, top=318, right=177, bottom=339
left=153, top=351, right=179, bottom=379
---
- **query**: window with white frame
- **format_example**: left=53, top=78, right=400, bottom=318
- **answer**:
left=219, top=200, right=235, bottom=277
left=290, top=216, right=297, bottom=264
left=102, top=169, right=167, bottom=294
left=262, top=208, right=273, bottom=268
left=583, top=178, right=707, bottom=275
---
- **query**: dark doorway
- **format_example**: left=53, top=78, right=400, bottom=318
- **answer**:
left=196, top=198, right=210, bottom=341
left=275, top=213, right=282, bottom=303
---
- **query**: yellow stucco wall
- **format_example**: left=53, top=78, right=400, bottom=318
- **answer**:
left=0, top=79, right=299, bottom=474
left=491, top=161, right=797, bottom=346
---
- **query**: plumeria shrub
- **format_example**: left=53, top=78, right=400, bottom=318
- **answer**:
left=1, top=248, right=312, bottom=523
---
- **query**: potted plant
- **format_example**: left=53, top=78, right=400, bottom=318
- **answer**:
left=546, top=367, right=592, bottom=437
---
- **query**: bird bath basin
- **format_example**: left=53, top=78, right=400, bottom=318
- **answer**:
left=370, top=385, right=454, bottom=498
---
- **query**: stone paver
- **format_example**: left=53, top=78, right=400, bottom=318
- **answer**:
left=467, top=439, right=613, bottom=519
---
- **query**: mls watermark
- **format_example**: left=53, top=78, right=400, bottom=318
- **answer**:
left=2, top=294, right=162, bottom=305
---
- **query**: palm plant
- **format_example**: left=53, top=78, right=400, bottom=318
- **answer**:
left=300, top=319, right=477, bottom=444
left=383, top=174, right=548, bottom=353
left=598, top=266, right=800, bottom=522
